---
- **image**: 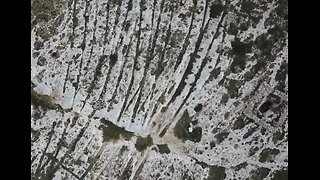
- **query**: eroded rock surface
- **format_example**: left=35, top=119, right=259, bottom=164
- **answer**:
left=31, top=0, right=288, bottom=179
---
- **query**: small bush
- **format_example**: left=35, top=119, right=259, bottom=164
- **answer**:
left=174, top=110, right=203, bottom=142
left=207, top=165, right=226, bottom=180
left=135, top=135, right=153, bottom=152
left=100, top=119, right=133, bottom=142
left=271, top=168, right=288, bottom=180
left=259, top=148, right=280, bottom=163
left=174, top=110, right=192, bottom=141
left=157, top=144, right=170, bottom=154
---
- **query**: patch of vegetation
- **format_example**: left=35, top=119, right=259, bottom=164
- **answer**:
left=241, top=0, right=256, bottom=13
left=275, top=0, right=288, bottom=20
left=243, top=126, right=258, bottom=139
left=228, top=22, right=238, bottom=35
left=207, top=165, right=226, bottom=180
left=226, top=79, right=243, bottom=98
left=100, top=118, right=134, bottom=142
left=224, top=112, right=230, bottom=119
left=230, top=38, right=252, bottom=72
left=135, top=135, right=153, bottom=152
left=272, top=130, right=285, bottom=144
left=230, top=54, right=246, bottom=73
left=233, top=114, right=254, bottom=130
left=189, top=127, right=203, bottom=142
left=215, top=131, right=230, bottom=144
left=243, top=58, right=268, bottom=81
left=208, top=67, right=221, bottom=82
left=191, top=119, right=198, bottom=125
left=271, top=168, right=288, bottom=180
left=194, top=104, right=203, bottom=112
left=255, top=57, right=268, bottom=71
left=174, top=110, right=192, bottom=141
left=109, top=53, right=118, bottom=66
left=51, top=51, right=60, bottom=59
left=275, top=61, right=288, bottom=92
left=239, top=21, right=250, bottom=31
left=174, top=110, right=202, bottom=142
left=157, top=144, right=170, bottom=154
left=210, top=2, right=225, bottom=19
left=233, top=117, right=245, bottom=130
left=210, top=141, right=216, bottom=149
left=234, top=162, right=248, bottom=171
left=220, top=93, right=229, bottom=104
left=250, top=167, right=271, bottom=180
left=259, top=148, right=280, bottom=163
left=31, top=0, right=63, bottom=23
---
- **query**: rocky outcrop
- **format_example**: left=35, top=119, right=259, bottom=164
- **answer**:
left=31, top=0, right=288, bottom=179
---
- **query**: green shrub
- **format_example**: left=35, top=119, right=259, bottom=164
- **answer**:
left=157, top=144, right=170, bottom=154
left=173, top=110, right=202, bottom=142
left=100, top=119, right=133, bottom=142
left=207, top=165, right=226, bottom=180
left=135, top=135, right=153, bottom=152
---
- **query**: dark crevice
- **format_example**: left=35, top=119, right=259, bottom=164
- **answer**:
left=172, top=1, right=230, bottom=118
left=107, top=33, right=135, bottom=111
left=80, top=55, right=107, bottom=110
left=70, top=0, right=78, bottom=48
left=63, top=62, right=71, bottom=93
left=116, top=2, right=144, bottom=122
left=130, top=1, right=168, bottom=121
left=173, top=8, right=196, bottom=71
